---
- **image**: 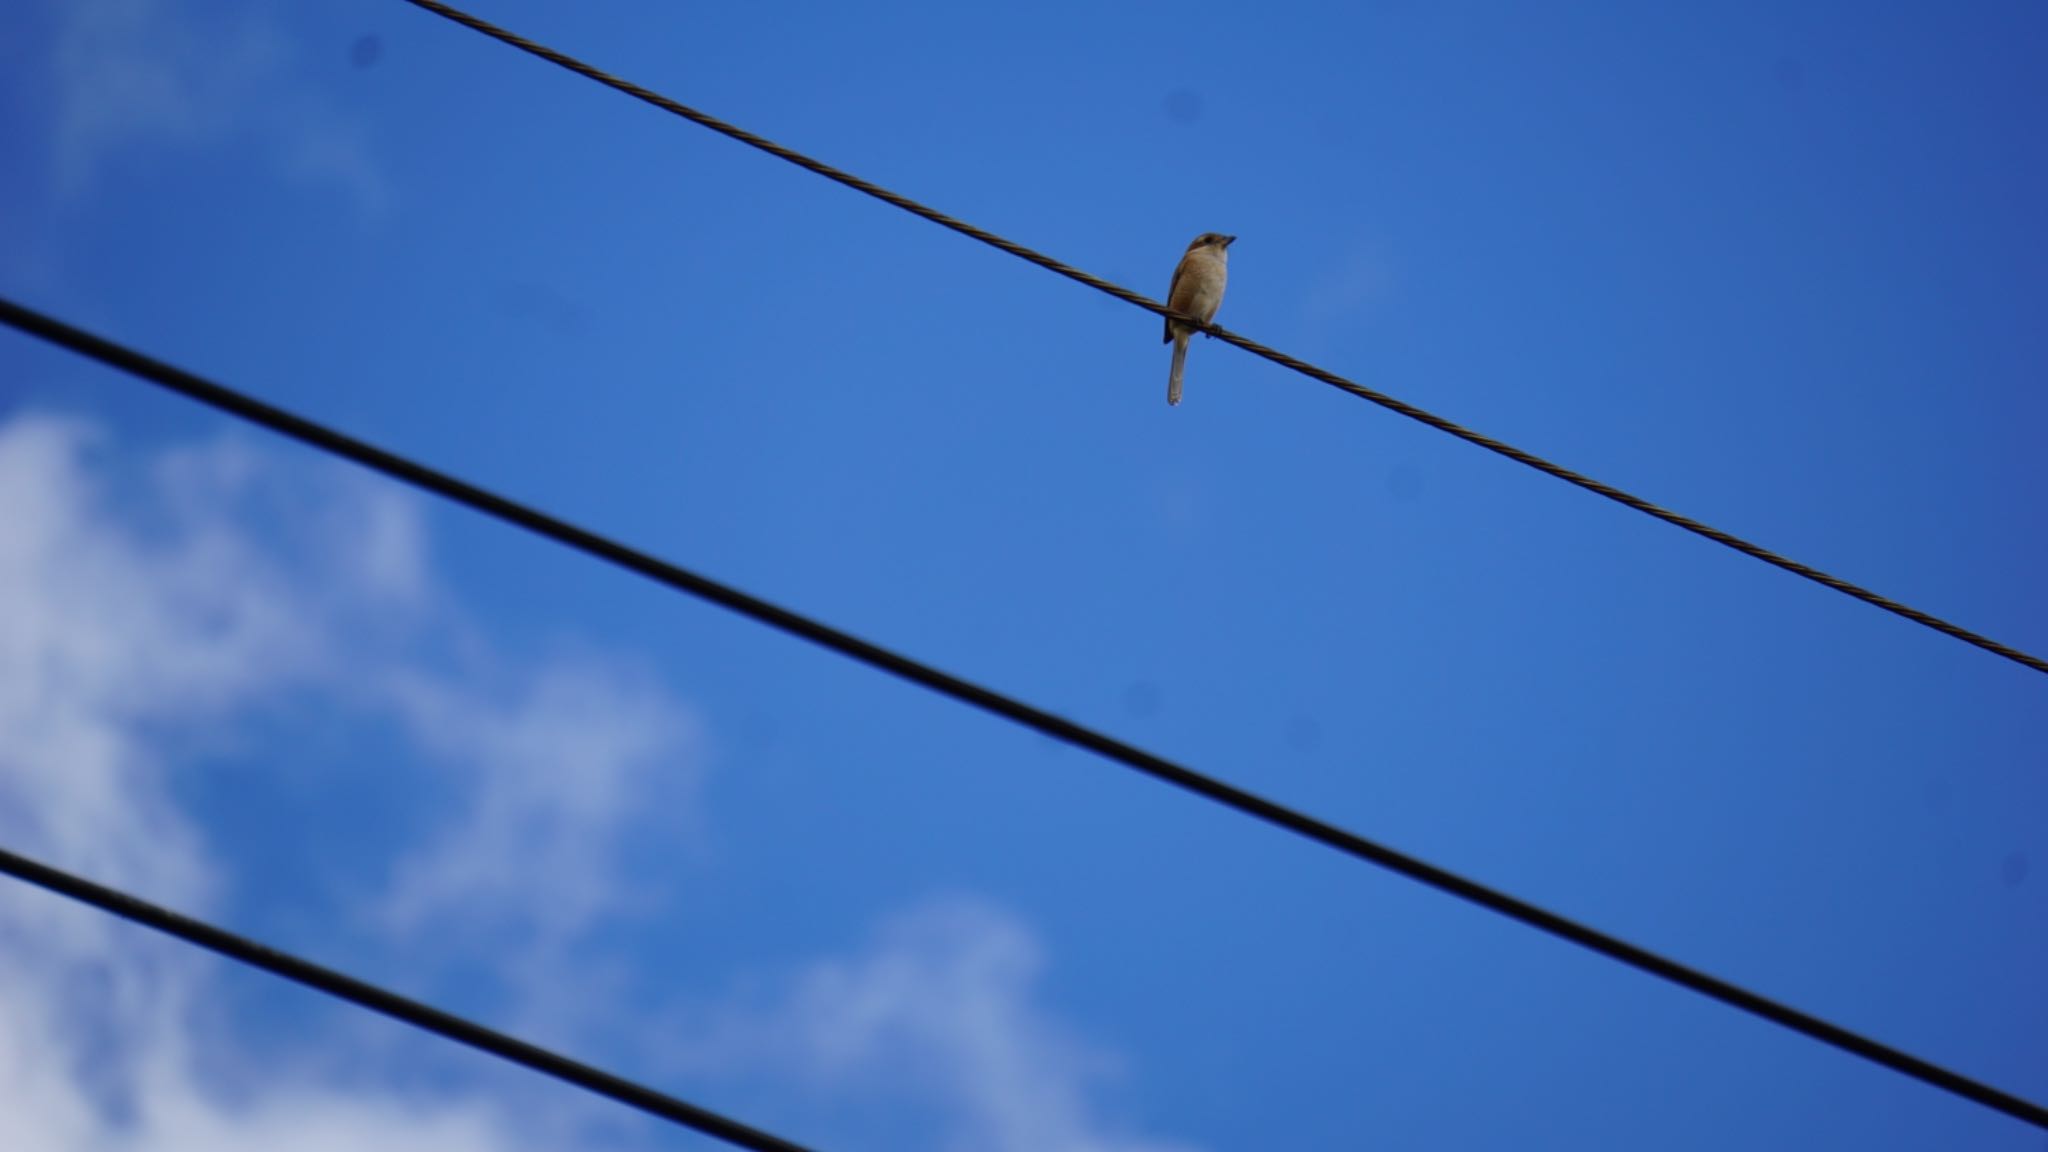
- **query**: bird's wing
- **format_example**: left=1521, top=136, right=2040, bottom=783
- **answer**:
left=1163, top=254, right=1188, bottom=344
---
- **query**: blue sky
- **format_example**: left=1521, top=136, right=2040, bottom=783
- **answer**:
left=1, top=1, right=2045, bottom=1149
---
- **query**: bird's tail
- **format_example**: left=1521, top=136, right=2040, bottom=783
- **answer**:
left=1167, top=332, right=1188, bottom=406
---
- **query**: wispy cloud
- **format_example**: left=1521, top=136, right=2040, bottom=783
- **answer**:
left=0, top=411, right=696, bottom=1148
left=0, top=923, right=527, bottom=1152
left=0, top=416, right=321, bottom=911
left=0, top=410, right=1196, bottom=1152
left=0, top=413, right=528, bottom=1149
left=375, top=657, right=703, bottom=951
left=680, top=897, right=1203, bottom=1152
left=48, top=0, right=389, bottom=216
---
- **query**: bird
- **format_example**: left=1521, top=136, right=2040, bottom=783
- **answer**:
left=1163, top=232, right=1235, bottom=406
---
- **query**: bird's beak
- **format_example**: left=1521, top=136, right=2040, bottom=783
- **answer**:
left=1221, top=235, right=1238, bottom=247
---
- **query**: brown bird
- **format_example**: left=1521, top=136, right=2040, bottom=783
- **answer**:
left=1163, top=232, right=1235, bottom=406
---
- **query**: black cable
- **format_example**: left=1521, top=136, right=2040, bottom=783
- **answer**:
left=0, top=844, right=819, bottom=1152
left=4, top=296, right=2040, bottom=1131
left=393, top=0, right=2048, bottom=681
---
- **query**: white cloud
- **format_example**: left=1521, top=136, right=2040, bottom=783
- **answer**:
left=48, top=0, right=389, bottom=215
left=683, top=898, right=1201, bottom=1152
left=0, top=411, right=691, bottom=1150
left=0, top=415, right=317, bottom=916
left=0, top=925, right=525, bottom=1152
left=375, top=657, right=702, bottom=950
left=0, top=409, right=1196, bottom=1152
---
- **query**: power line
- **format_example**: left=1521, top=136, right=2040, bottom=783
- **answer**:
left=4, top=296, right=2041, bottom=1131
left=0, top=843, right=820, bottom=1152
left=394, top=0, right=2048, bottom=681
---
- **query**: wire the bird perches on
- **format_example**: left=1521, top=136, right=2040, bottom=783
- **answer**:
left=395, top=0, right=2048, bottom=680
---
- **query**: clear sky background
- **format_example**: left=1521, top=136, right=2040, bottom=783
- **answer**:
left=2, top=1, right=2045, bottom=1149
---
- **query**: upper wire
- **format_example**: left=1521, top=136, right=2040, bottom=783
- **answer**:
left=3, top=294, right=2041, bottom=1131
left=394, top=0, right=2047, bottom=680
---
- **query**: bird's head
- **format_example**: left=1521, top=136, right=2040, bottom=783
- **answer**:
left=1187, top=232, right=1237, bottom=254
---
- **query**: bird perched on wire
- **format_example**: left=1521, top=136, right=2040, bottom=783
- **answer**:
left=1163, top=232, right=1235, bottom=406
